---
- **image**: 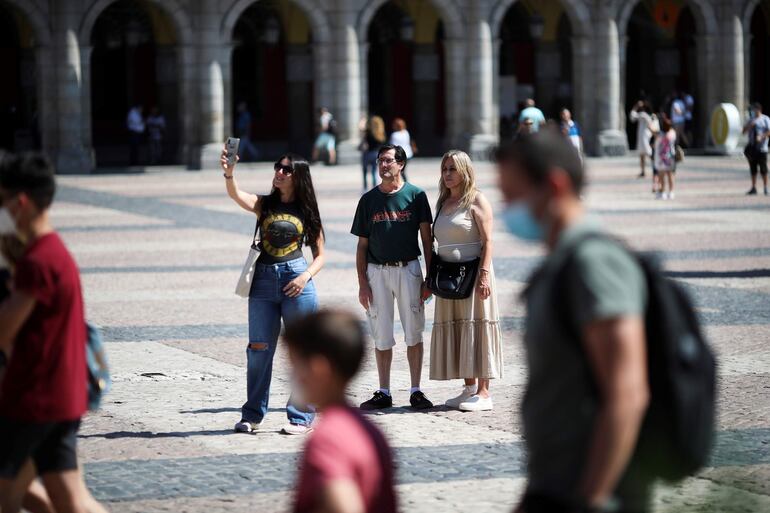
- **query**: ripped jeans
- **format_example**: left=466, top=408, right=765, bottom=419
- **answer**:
left=365, top=260, right=425, bottom=351
left=243, top=258, right=318, bottom=426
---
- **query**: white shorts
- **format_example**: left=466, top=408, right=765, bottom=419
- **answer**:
left=366, top=260, right=425, bottom=350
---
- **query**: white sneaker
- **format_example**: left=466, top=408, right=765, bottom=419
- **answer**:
left=281, top=423, right=313, bottom=436
left=668, top=192, right=676, bottom=200
left=458, top=395, right=493, bottom=412
left=234, top=420, right=261, bottom=433
left=445, top=385, right=477, bottom=408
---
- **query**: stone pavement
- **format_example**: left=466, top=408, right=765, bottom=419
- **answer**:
left=50, top=155, right=770, bottom=512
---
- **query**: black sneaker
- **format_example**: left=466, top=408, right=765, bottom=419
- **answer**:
left=747, top=187, right=758, bottom=195
left=360, top=391, right=392, bottom=410
left=409, top=391, right=434, bottom=410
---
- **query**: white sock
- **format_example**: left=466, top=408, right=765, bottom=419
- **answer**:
left=378, top=388, right=391, bottom=396
left=410, top=387, right=421, bottom=394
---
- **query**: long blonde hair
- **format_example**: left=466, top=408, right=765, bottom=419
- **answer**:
left=369, top=116, right=386, bottom=143
left=437, top=150, right=477, bottom=212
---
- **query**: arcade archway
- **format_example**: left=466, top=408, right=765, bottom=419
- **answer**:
left=749, top=1, right=770, bottom=113
left=366, top=0, right=446, bottom=156
left=0, top=1, right=39, bottom=152
left=497, top=0, right=574, bottom=139
left=624, top=1, right=699, bottom=147
left=90, top=0, right=181, bottom=166
left=231, top=0, right=315, bottom=160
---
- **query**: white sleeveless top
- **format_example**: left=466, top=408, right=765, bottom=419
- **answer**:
left=433, top=204, right=482, bottom=263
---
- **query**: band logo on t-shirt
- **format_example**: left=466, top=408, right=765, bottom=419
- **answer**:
left=371, top=210, right=412, bottom=223
left=261, top=212, right=304, bottom=258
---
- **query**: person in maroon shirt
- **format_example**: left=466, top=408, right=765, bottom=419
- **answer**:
left=0, top=153, right=100, bottom=513
left=286, top=310, right=398, bottom=513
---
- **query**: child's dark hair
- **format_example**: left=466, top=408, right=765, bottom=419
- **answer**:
left=284, top=310, right=366, bottom=382
left=0, top=152, right=56, bottom=210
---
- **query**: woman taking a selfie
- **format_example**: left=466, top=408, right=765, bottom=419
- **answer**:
left=221, top=149, right=325, bottom=435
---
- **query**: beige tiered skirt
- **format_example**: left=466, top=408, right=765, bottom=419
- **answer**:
left=429, top=265, right=504, bottom=380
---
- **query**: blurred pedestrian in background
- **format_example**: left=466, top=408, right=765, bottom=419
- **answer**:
left=235, top=102, right=259, bottom=162
left=654, top=116, right=677, bottom=200
left=126, top=104, right=144, bottom=165
left=361, top=116, right=386, bottom=191
left=670, top=92, right=688, bottom=148
left=742, top=102, right=770, bottom=196
left=429, top=151, right=503, bottom=412
left=0, top=153, right=104, bottom=513
left=221, top=150, right=325, bottom=436
left=518, top=99, right=545, bottom=133
left=146, top=106, right=166, bottom=165
left=288, top=310, right=397, bottom=513
left=497, top=133, right=652, bottom=513
left=389, top=118, right=415, bottom=182
left=312, top=107, right=337, bottom=165
left=629, top=100, right=655, bottom=178
left=560, top=109, right=583, bottom=156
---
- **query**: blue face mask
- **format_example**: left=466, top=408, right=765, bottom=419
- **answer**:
left=502, top=202, right=543, bottom=242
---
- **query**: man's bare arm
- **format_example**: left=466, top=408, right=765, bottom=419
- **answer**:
left=577, top=316, right=649, bottom=507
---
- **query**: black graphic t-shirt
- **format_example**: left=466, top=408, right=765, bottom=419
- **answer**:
left=257, top=200, right=305, bottom=264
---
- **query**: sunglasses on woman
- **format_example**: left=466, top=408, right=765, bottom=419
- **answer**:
left=274, top=164, right=294, bottom=176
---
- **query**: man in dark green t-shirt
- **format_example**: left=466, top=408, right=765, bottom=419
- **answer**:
left=351, top=144, right=434, bottom=411
left=497, top=133, right=652, bottom=512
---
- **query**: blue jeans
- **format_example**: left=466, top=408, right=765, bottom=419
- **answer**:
left=362, top=150, right=378, bottom=189
left=243, top=257, right=318, bottom=426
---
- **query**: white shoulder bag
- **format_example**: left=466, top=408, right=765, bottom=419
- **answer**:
left=235, top=216, right=260, bottom=298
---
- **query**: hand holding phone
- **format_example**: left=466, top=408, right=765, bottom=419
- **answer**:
left=225, top=137, right=240, bottom=167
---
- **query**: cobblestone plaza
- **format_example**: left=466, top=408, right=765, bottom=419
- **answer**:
left=46, top=155, right=770, bottom=512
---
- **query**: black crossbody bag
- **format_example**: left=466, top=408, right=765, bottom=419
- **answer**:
left=425, top=203, right=480, bottom=300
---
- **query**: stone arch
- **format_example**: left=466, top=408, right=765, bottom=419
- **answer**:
left=489, top=0, right=592, bottom=39
left=356, top=0, right=464, bottom=42
left=616, top=0, right=718, bottom=38
left=221, top=0, right=331, bottom=43
left=743, top=0, right=764, bottom=31
left=0, top=0, right=51, bottom=45
left=78, top=0, right=193, bottom=46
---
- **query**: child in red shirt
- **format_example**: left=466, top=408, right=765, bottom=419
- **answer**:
left=286, top=310, right=398, bottom=513
left=0, top=153, right=100, bottom=513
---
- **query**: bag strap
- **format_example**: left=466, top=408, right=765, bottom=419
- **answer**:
left=431, top=201, right=444, bottom=244
left=251, top=197, right=262, bottom=250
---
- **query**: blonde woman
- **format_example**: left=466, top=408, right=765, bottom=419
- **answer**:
left=361, top=116, right=387, bottom=190
left=429, top=150, right=503, bottom=411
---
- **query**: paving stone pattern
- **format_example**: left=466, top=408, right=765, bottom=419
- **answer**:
left=54, top=156, right=770, bottom=512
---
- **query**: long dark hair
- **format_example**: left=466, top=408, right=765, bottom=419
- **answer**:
left=261, top=154, right=324, bottom=248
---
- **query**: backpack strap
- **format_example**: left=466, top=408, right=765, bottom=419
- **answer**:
left=552, top=232, right=630, bottom=344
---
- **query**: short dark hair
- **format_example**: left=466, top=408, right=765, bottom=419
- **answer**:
left=752, top=102, right=763, bottom=112
left=284, top=310, right=366, bottom=382
left=496, top=131, right=584, bottom=194
left=377, top=144, right=408, bottom=170
left=0, top=152, right=56, bottom=210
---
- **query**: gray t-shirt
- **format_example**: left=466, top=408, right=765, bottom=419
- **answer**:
left=748, top=114, right=770, bottom=153
left=522, top=221, right=647, bottom=500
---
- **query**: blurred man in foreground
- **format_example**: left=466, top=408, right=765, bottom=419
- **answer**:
left=497, top=132, right=652, bottom=513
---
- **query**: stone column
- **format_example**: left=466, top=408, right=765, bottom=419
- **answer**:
left=327, top=0, right=362, bottom=164
left=464, top=1, right=497, bottom=160
left=35, top=45, right=55, bottom=157
left=51, top=5, right=91, bottom=174
left=177, top=44, right=195, bottom=166
left=571, top=35, right=593, bottom=153
left=721, top=12, right=745, bottom=115
left=593, top=11, right=627, bottom=156
left=195, top=44, right=227, bottom=170
left=444, top=37, right=466, bottom=148
left=79, top=46, right=93, bottom=154
left=695, top=34, right=718, bottom=146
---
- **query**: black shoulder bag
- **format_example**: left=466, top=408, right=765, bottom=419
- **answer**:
left=425, top=203, right=481, bottom=300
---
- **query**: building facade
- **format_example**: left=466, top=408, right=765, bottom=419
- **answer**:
left=0, top=0, right=766, bottom=172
